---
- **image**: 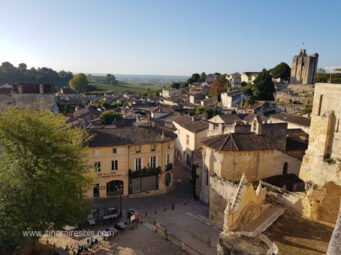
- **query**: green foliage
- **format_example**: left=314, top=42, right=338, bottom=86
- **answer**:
left=187, top=73, right=200, bottom=84
left=0, top=108, right=91, bottom=251
left=69, top=73, right=89, bottom=92
left=196, top=106, right=215, bottom=118
left=100, top=110, right=123, bottom=124
left=106, top=74, right=116, bottom=84
left=316, top=72, right=341, bottom=83
left=0, top=61, right=73, bottom=87
left=200, top=72, right=206, bottom=82
left=252, top=69, right=275, bottom=100
left=209, top=78, right=226, bottom=98
left=271, top=62, right=291, bottom=81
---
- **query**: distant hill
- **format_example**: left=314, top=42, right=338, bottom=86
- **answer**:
left=89, top=73, right=188, bottom=85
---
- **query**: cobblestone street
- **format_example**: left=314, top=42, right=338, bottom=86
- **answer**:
left=89, top=163, right=220, bottom=255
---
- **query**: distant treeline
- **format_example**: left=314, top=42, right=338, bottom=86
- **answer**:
left=316, top=73, right=341, bottom=84
left=0, top=62, right=73, bottom=88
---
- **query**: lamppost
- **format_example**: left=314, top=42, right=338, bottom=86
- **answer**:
left=119, top=182, right=123, bottom=218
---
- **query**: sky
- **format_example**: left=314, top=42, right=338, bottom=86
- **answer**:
left=1, top=0, right=340, bottom=76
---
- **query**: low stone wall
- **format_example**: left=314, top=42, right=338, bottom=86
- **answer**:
left=209, top=177, right=238, bottom=229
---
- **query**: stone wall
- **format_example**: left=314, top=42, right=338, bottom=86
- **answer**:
left=299, top=83, right=341, bottom=223
left=209, top=176, right=238, bottom=229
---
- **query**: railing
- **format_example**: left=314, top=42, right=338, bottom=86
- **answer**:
left=128, top=167, right=161, bottom=178
left=165, top=163, right=173, bottom=171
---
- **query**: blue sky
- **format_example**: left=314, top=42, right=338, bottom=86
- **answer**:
left=1, top=0, right=340, bottom=75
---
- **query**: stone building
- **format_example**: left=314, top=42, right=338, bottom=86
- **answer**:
left=200, top=118, right=302, bottom=205
left=84, top=126, right=176, bottom=198
left=290, top=49, right=319, bottom=85
left=172, top=115, right=209, bottom=164
left=299, top=83, right=341, bottom=223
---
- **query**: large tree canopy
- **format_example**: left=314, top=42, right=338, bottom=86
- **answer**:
left=271, top=62, right=291, bottom=81
left=0, top=108, right=92, bottom=252
left=100, top=110, right=123, bottom=124
left=252, top=69, right=275, bottom=100
left=0, top=61, right=73, bottom=87
left=209, top=78, right=226, bottom=98
left=69, top=73, right=89, bottom=92
left=187, top=73, right=200, bottom=84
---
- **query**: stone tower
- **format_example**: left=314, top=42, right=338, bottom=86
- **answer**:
left=290, top=49, right=319, bottom=85
left=299, top=83, right=341, bottom=223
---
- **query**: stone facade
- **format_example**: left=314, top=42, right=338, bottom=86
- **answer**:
left=84, top=132, right=175, bottom=199
left=290, top=49, right=318, bottom=85
left=299, top=83, right=341, bottom=223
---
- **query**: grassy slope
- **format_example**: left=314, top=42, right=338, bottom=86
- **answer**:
left=87, top=75, right=165, bottom=95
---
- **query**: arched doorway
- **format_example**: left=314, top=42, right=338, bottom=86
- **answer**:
left=283, top=162, right=288, bottom=175
left=106, top=180, right=123, bottom=196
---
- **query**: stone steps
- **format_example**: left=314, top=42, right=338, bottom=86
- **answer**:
left=240, top=205, right=285, bottom=237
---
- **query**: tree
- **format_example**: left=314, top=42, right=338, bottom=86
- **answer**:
left=100, top=110, right=123, bottom=124
left=106, top=74, right=116, bottom=84
left=0, top=108, right=91, bottom=253
left=200, top=72, right=206, bottom=82
left=69, top=73, right=89, bottom=92
left=271, top=62, right=291, bottom=81
left=18, top=63, right=27, bottom=71
left=252, top=69, right=275, bottom=100
left=196, top=106, right=215, bottom=118
left=187, top=73, right=200, bottom=84
left=209, top=78, right=226, bottom=98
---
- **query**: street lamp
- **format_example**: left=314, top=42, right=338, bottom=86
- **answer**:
left=119, top=182, right=123, bottom=218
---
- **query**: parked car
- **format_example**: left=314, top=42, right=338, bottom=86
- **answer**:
left=114, top=222, right=127, bottom=230
left=102, top=207, right=119, bottom=221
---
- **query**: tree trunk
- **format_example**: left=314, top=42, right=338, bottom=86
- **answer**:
left=327, top=197, right=341, bottom=255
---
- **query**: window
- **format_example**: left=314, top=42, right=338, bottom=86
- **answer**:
left=336, top=119, right=340, bottom=133
left=317, top=94, right=323, bottom=116
left=186, top=134, right=190, bottom=145
left=166, top=154, right=170, bottom=165
left=111, top=160, right=118, bottom=171
left=283, top=162, right=288, bottom=175
left=151, top=144, right=156, bottom=152
left=150, top=156, right=156, bottom=168
left=135, top=158, right=142, bottom=171
left=136, top=145, right=141, bottom=153
left=94, top=161, right=101, bottom=172
left=112, top=148, right=117, bottom=154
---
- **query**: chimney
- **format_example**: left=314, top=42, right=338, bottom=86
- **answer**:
left=39, top=84, right=44, bottom=94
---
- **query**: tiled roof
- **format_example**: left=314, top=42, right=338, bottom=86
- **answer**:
left=172, top=115, right=209, bottom=133
left=202, top=133, right=280, bottom=151
left=217, top=114, right=241, bottom=124
left=271, top=112, right=310, bottom=127
left=86, top=126, right=177, bottom=147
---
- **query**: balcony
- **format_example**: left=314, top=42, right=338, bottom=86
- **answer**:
left=165, top=163, right=173, bottom=172
left=128, top=166, right=161, bottom=178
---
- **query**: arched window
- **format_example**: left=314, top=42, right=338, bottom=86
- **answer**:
left=106, top=180, right=123, bottom=196
left=283, top=162, right=288, bottom=175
